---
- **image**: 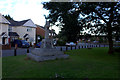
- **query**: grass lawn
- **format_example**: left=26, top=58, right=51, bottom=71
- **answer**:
left=2, top=47, right=120, bottom=79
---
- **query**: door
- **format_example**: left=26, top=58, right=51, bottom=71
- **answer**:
left=2, top=37, right=5, bottom=44
left=26, top=38, right=29, bottom=42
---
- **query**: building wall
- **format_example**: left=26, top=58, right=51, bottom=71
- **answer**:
left=0, top=23, right=9, bottom=44
left=0, top=36, right=2, bottom=44
left=36, top=27, right=45, bottom=37
left=0, top=37, right=2, bottom=44
left=0, top=24, right=9, bottom=36
left=12, top=26, right=36, bottom=45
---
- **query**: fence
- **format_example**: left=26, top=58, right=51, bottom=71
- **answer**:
left=60, top=44, right=108, bottom=51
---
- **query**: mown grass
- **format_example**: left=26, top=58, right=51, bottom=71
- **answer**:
left=2, top=47, right=120, bottom=79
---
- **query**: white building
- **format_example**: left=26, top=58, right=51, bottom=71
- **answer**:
left=0, top=13, right=10, bottom=45
left=8, top=19, right=36, bottom=45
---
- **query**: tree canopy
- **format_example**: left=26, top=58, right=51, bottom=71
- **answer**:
left=43, top=2, right=82, bottom=42
left=77, top=2, right=120, bottom=54
left=3, top=15, right=14, bottom=20
left=43, top=2, right=120, bottom=54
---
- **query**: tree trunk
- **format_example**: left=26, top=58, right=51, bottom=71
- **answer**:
left=108, top=35, right=114, bottom=54
left=107, top=23, right=114, bottom=54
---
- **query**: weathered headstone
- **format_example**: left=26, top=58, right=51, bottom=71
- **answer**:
left=27, top=21, right=69, bottom=62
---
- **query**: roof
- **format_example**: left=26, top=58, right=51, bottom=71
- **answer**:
left=36, top=24, right=57, bottom=35
left=23, top=34, right=28, bottom=38
left=9, top=32, right=19, bottom=37
left=8, top=19, right=30, bottom=26
left=0, top=32, right=6, bottom=36
left=40, top=26, right=45, bottom=29
left=36, top=24, right=45, bottom=30
left=0, top=32, right=8, bottom=37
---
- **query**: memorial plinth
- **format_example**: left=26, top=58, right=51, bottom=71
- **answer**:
left=27, top=21, right=69, bottom=62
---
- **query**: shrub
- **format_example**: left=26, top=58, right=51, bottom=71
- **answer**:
left=18, top=38, right=22, bottom=40
left=57, top=40, right=66, bottom=46
left=113, top=47, right=120, bottom=53
left=99, top=38, right=104, bottom=43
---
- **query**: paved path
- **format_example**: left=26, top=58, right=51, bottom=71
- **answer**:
left=2, top=43, right=109, bottom=57
left=2, top=47, right=34, bottom=57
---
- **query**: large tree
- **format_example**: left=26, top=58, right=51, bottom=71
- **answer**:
left=43, top=2, right=81, bottom=42
left=43, top=2, right=120, bottom=54
left=76, top=2, right=120, bottom=54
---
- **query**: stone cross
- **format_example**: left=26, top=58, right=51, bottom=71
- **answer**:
left=45, top=21, right=50, bottom=39
left=41, top=20, right=53, bottom=48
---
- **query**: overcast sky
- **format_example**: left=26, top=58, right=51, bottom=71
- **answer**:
left=0, top=0, right=60, bottom=34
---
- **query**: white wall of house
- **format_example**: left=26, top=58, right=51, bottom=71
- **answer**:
left=12, top=26, right=36, bottom=45
left=0, top=36, right=2, bottom=44
left=0, top=14, right=10, bottom=45
left=0, top=24, right=9, bottom=44
left=23, top=19, right=36, bottom=28
left=0, top=24, right=9, bottom=35
left=0, top=15, right=36, bottom=45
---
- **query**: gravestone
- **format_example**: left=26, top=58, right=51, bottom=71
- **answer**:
left=27, top=21, right=69, bottom=62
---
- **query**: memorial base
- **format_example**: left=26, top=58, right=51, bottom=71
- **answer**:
left=27, top=48, right=69, bottom=62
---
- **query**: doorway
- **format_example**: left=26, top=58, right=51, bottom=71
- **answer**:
left=2, top=37, right=5, bottom=44
left=26, top=38, right=29, bottom=41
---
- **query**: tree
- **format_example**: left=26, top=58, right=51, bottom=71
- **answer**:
left=4, top=15, right=14, bottom=20
left=76, top=2, right=120, bottom=54
left=43, top=2, right=120, bottom=54
left=43, top=2, right=81, bottom=42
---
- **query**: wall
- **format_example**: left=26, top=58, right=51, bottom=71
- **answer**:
left=0, top=23, right=9, bottom=44
left=12, top=26, right=36, bottom=45
left=0, top=24, right=9, bottom=36
left=36, top=27, right=45, bottom=37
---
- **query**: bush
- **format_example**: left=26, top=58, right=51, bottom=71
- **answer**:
left=18, top=38, right=22, bottom=40
left=57, top=40, right=66, bottom=46
left=99, top=38, right=104, bottom=43
left=113, top=47, right=120, bottom=53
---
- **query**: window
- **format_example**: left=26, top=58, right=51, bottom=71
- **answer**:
left=27, top=28, right=32, bottom=32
